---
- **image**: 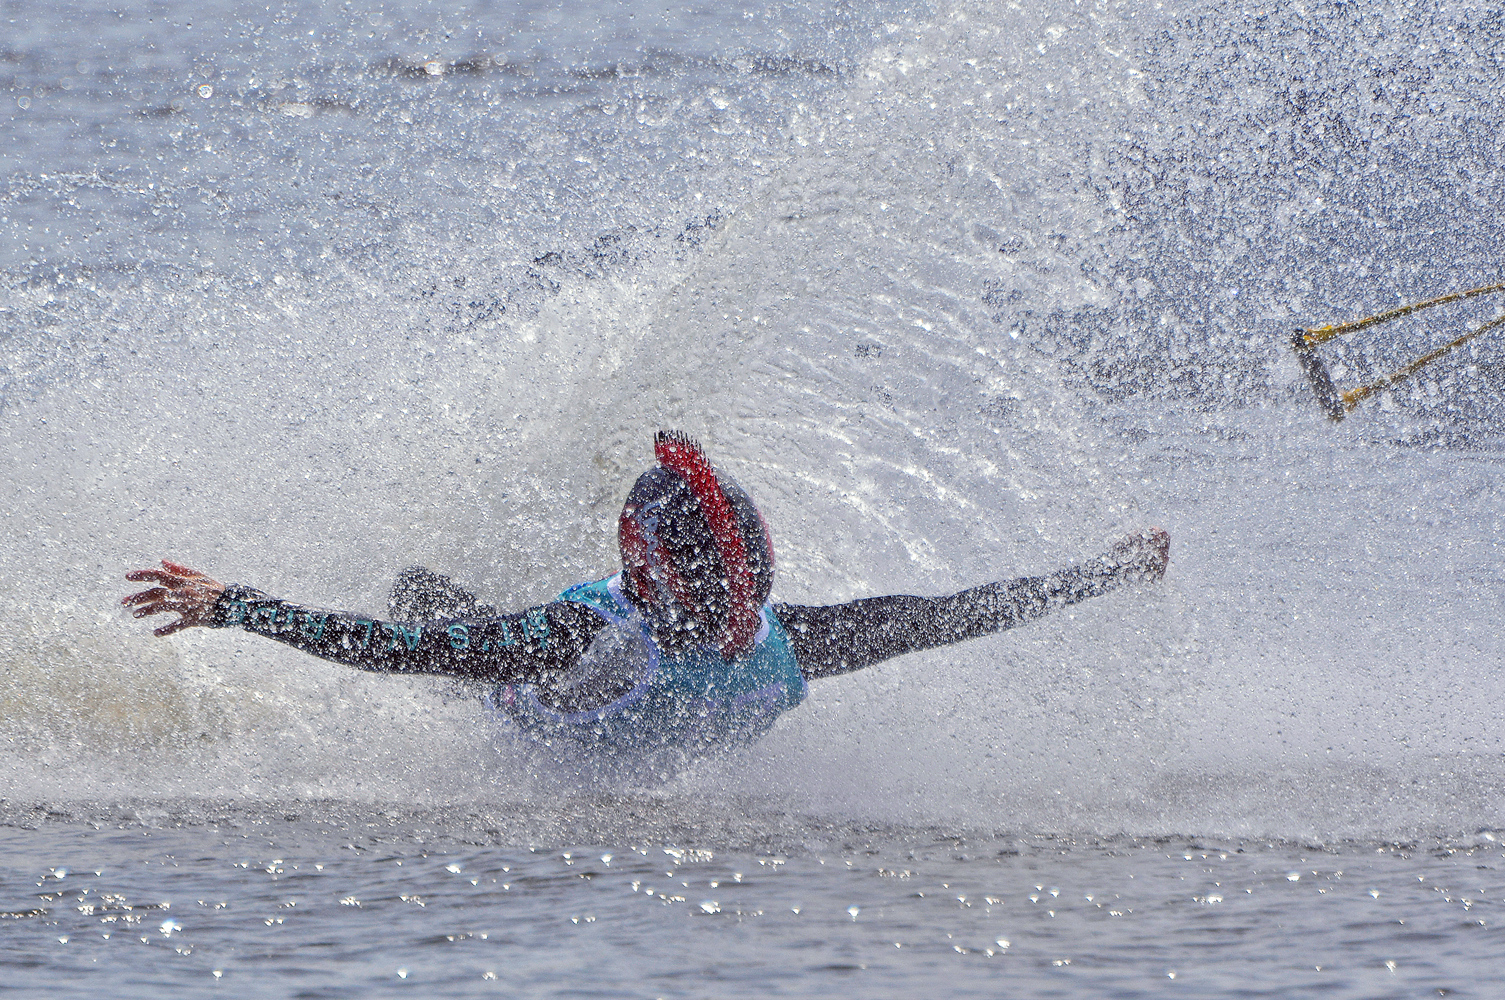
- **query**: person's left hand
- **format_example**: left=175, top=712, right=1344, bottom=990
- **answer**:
left=122, top=560, right=226, bottom=636
left=1106, top=528, right=1170, bottom=582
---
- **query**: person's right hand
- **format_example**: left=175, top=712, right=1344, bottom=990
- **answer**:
left=122, top=560, right=226, bottom=636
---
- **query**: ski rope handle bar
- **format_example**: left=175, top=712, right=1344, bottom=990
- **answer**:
left=1291, top=281, right=1505, bottom=421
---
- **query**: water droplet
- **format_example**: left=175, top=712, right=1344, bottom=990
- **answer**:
left=847, top=905, right=860, bottom=920
left=699, top=900, right=720, bottom=913
left=397, top=968, right=409, bottom=979
left=445, top=863, right=462, bottom=874
left=1286, top=872, right=1301, bottom=881
left=996, top=938, right=1010, bottom=950
left=197, top=84, right=213, bottom=99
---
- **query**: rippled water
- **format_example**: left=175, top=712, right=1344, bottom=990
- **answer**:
left=5, top=804, right=1505, bottom=998
left=4, top=0, right=1504, bottom=994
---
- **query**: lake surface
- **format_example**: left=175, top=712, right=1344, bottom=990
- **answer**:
left=5, top=801, right=1505, bottom=998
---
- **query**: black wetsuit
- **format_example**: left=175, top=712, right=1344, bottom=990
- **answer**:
left=209, top=551, right=1150, bottom=708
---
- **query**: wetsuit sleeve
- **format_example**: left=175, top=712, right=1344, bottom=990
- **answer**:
left=208, top=584, right=606, bottom=685
left=774, top=552, right=1154, bottom=680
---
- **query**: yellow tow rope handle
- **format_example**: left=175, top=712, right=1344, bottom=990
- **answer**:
left=1298, top=280, right=1505, bottom=348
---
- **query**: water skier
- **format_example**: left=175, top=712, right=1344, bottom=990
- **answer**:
left=123, top=432, right=1169, bottom=756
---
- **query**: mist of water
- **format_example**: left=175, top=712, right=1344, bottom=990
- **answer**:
left=2, top=0, right=1502, bottom=843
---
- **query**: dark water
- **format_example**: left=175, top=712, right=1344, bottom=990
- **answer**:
left=5, top=804, right=1505, bottom=998
left=1, top=0, right=891, bottom=281
left=4, top=0, right=1505, bottom=995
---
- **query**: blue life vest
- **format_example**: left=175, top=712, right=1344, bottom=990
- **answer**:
left=484, top=575, right=806, bottom=756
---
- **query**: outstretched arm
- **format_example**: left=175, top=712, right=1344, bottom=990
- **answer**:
left=122, top=560, right=604, bottom=685
left=776, top=529, right=1169, bottom=681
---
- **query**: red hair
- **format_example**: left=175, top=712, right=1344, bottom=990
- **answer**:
left=652, top=432, right=760, bottom=658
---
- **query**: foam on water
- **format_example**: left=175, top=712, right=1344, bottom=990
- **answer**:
left=2, top=0, right=1503, bottom=845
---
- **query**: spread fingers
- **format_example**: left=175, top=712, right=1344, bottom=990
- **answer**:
left=121, top=587, right=171, bottom=607
left=159, top=559, right=204, bottom=578
left=125, top=569, right=186, bottom=587
left=131, top=600, right=194, bottom=618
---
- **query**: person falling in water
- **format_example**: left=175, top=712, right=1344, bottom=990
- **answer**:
left=124, top=432, right=1169, bottom=757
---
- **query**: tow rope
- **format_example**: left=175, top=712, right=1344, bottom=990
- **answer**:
left=1291, top=281, right=1505, bottom=421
